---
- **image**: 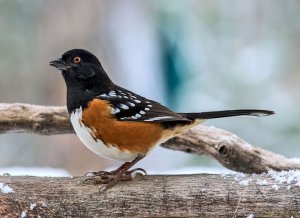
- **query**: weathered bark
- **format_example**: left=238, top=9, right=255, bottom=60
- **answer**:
left=0, top=103, right=72, bottom=135
left=0, top=174, right=299, bottom=217
left=0, top=103, right=299, bottom=174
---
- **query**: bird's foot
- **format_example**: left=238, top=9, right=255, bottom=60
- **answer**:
left=83, top=168, right=147, bottom=191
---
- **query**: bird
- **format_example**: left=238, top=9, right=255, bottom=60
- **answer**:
left=49, top=49, right=274, bottom=190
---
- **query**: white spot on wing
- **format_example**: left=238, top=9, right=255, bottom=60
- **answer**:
left=145, top=108, right=150, bottom=111
left=140, top=110, right=146, bottom=115
left=134, top=99, right=141, bottom=103
left=145, top=116, right=173, bottom=121
left=127, top=102, right=135, bottom=107
left=147, top=104, right=153, bottom=107
left=135, top=113, right=142, bottom=118
left=111, top=107, right=120, bottom=114
left=119, top=104, right=129, bottom=110
left=109, top=91, right=117, bottom=97
left=99, top=93, right=107, bottom=97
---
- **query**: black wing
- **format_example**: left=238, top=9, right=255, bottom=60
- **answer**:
left=97, top=86, right=190, bottom=123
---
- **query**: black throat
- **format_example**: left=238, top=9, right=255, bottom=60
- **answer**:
left=64, top=69, right=114, bottom=114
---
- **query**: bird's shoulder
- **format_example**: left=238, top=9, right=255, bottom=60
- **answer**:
left=92, top=85, right=190, bottom=123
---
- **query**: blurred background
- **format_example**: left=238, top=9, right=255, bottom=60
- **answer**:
left=0, top=0, right=299, bottom=176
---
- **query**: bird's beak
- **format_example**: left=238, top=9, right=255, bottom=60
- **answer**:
left=49, top=58, right=68, bottom=70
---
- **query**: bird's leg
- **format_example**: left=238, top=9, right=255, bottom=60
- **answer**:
left=84, top=157, right=146, bottom=177
left=84, top=164, right=126, bottom=177
left=83, top=155, right=146, bottom=190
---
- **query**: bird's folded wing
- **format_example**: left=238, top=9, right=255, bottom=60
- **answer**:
left=97, top=87, right=190, bottom=123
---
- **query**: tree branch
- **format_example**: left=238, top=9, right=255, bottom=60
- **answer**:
left=0, top=103, right=72, bottom=135
left=0, top=103, right=299, bottom=174
left=0, top=174, right=299, bottom=217
left=162, top=126, right=300, bottom=173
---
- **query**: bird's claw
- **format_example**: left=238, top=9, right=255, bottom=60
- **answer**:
left=83, top=168, right=147, bottom=191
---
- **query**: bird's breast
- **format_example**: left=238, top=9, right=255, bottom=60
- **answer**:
left=70, top=99, right=166, bottom=162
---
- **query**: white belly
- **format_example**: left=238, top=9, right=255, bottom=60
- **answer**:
left=70, top=108, right=138, bottom=162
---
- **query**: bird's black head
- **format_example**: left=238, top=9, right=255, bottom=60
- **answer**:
left=49, top=49, right=113, bottom=87
left=50, top=49, right=114, bottom=113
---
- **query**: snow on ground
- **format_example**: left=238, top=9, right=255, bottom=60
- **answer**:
left=20, top=211, right=27, bottom=218
left=0, top=167, right=70, bottom=177
left=229, top=170, right=300, bottom=190
left=0, top=182, right=14, bottom=193
left=247, top=214, right=255, bottom=218
left=30, top=203, right=37, bottom=210
left=232, top=172, right=253, bottom=186
left=267, top=170, right=300, bottom=188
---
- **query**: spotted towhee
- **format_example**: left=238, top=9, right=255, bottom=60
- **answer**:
left=50, top=49, right=274, bottom=190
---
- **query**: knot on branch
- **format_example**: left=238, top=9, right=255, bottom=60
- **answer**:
left=217, top=144, right=229, bottom=156
left=33, top=123, right=43, bottom=132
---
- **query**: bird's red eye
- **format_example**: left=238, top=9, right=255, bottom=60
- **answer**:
left=73, top=57, right=81, bottom=64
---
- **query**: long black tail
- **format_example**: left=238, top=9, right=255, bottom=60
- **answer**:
left=179, top=109, right=274, bottom=120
